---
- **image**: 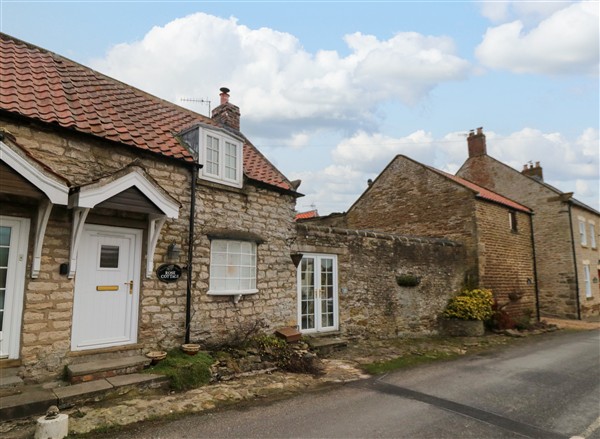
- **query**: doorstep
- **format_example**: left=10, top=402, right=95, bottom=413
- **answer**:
left=0, top=373, right=167, bottom=421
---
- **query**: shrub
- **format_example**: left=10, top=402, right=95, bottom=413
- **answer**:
left=442, top=288, right=494, bottom=321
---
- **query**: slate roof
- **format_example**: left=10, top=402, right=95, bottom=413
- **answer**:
left=0, top=33, right=294, bottom=192
left=433, top=169, right=532, bottom=213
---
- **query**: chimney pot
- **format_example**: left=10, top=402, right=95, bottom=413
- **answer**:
left=522, top=160, right=544, bottom=181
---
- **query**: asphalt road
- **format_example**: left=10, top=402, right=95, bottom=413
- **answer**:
left=109, top=330, right=600, bottom=438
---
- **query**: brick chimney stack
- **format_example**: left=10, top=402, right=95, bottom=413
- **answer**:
left=522, top=161, right=544, bottom=181
left=212, top=87, right=240, bottom=131
left=467, top=127, right=487, bottom=158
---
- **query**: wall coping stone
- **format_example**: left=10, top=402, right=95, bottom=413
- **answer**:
left=296, top=224, right=461, bottom=247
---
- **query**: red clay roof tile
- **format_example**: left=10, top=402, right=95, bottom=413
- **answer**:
left=0, top=33, right=294, bottom=192
left=433, top=168, right=531, bottom=213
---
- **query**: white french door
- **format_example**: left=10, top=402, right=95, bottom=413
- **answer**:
left=297, top=254, right=338, bottom=333
left=71, top=225, right=141, bottom=351
left=0, top=216, right=30, bottom=359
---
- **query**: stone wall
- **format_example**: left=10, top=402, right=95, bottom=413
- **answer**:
left=1, top=117, right=298, bottom=380
left=571, top=205, right=600, bottom=317
left=294, top=224, right=467, bottom=338
left=474, top=201, right=537, bottom=319
left=186, top=182, right=298, bottom=345
left=458, top=155, right=599, bottom=318
left=344, top=155, right=480, bottom=286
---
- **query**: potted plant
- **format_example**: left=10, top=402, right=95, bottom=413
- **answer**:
left=440, top=288, right=494, bottom=336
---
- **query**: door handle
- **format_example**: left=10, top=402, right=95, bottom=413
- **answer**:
left=125, top=280, right=133, bottom=295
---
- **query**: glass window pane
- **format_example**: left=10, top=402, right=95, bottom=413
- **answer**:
left=228, top=241, right=241, bottom=253
left=212, top=240, right=227, bottom=252
left=0, top=227, right=11, bottom=246
left=0, top=248, right=8, bottom=267
left=210, top=240, right=256, bottom=293
left=0, top=268, right=7, bottom=288
left=99, top=245, right=119, bottom=268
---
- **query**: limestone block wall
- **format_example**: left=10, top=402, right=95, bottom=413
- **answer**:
left=294, top=224, right=467, bottom=338
left=474, top=202, right=537, bottom=319
left=185, top=183, right=298, bottom=345
left=2, top=117, right=300, bottom=379
left=344, top=156, right=480, bottom=285
left=571, top=205, right=600, bottom=318
left=458, top=156, right=585, bottom=318
left=2, top=118, right=190, bottom=380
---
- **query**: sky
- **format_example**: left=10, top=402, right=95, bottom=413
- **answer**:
left=1, top=0, right=598, bottom=214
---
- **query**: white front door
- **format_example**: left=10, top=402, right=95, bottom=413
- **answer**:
left=297, top=254, right=338, bottom=333
left=0, top=216, right=30, bottom=359
left=71, top=225, right=141, bottom=351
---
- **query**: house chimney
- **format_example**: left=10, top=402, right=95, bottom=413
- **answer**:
left=212, top=87, right=240, bottom=131
left=521, top=161, right=544, bottom=181
left=467, top=127, right=487, bottom=158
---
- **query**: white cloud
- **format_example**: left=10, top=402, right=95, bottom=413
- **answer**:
left=476, top=2, right=599, bottom=75
left=297, top=128, right=599, bottom=215
left=480, top=0, right=568, bottom=24
left=92, top=12, right=469, bottom=136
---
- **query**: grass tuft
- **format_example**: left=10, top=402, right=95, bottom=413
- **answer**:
left=144, top=349, right=213, bottom=391
left=362, top=351, right=457, bottom=375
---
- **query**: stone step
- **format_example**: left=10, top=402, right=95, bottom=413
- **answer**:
left=307, top=337, right=348, bottom=355
left=0, top=373, right=167, bottom=421
left=67, top=355, right=151, bottom=384
left=0, top=367, right=23, bottom=389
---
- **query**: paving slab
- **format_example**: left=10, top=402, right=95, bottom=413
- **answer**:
left=67, top=355, right=150, bottom=377
left=53, top=379, right=113, bottom=408
left=0, top=386, right=56, bottom=421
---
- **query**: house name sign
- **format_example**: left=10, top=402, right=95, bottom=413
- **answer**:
left=156, top=264, right=182, bottom=283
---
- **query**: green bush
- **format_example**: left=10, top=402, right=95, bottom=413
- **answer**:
left=442, top=288, right=494, bottom=321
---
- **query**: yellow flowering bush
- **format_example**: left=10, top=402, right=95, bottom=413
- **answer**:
left=442, top=288, right=494, bottom=321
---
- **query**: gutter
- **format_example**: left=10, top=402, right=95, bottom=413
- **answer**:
left=567, top=203, right=581, bottom=320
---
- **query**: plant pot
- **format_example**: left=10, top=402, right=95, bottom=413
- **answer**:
left=440, top=318, right=485, bottom=337
left=181, top=343, right=201, bottom=356
left=146, top=351, right=167, bottom=365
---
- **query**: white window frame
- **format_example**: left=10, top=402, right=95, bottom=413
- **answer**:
left=208, top=239, right=258, bottom=296
left=579, top=220, right=587, bottom=246
left=583, top=264, right=592, bottom=298
left=198, top=128, right=243, bottom=188
left=589, top=222, right=597, bottom=249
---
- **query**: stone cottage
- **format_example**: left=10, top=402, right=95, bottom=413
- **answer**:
left=0, top=33, right=301, bottom=382
left=303, top=154, right=538, bottom=322
left=457, top=128, right=600, bottom=319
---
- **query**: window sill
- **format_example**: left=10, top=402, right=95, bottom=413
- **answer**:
left=207, top=289, right=258, bottom=296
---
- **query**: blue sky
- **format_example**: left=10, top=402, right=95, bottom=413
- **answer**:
left=1, top=1, right=598, bottom=213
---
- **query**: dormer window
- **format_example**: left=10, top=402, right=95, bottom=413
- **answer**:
left=180, top=125, right=243, bottom=188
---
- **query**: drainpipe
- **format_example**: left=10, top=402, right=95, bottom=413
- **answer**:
left=529, top=214, right=540, bottom=321
left=185, top=163, right=200, bottom=343
left=567, top=203, right=581, bottom=320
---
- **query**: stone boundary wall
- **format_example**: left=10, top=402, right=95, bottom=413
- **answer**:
left=294, top=224, right=468, bottom=338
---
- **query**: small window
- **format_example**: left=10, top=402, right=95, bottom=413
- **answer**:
left=579, top=220, right=587, bottom=246
left=99, top=245, right=119, bottom=269
left=583, top=264, right=592, bottom=298
left=590, top=223, right=597, bottom=249
left=209, top=240, right=257, bottom=295
left=199, top=130, right=243, bottom=188
left=509, top=211, right=518, bottom=232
